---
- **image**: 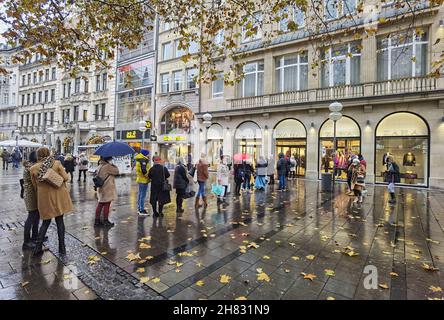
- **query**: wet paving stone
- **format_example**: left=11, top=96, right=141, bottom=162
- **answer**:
left=1, top=168, right=444, bottom=299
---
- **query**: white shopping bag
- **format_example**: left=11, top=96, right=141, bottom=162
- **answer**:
left=387, top=182, right=395, bottom=193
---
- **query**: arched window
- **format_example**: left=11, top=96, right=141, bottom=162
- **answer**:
left=160, top=106, right=194, bottom=135
left=273, top=119, right=307, bottom=176
left=207, top=123, right=224, bottom=169
left=319, top=116, right=361, bottom=180
left=234, top=121, right=262, bottom=164
left=375, top=112, right=429, bottom=186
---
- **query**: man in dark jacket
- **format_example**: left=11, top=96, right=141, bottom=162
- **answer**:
left=277, top=153, right=288, bottom=191
left=173, top=158, right=189, bottom=214
left=1, top=149, right=10, bottom=170
left=148, top=156, right=171, bottom=217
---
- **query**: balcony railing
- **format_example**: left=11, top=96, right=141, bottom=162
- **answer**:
left=374, top=77, right=437, bottom=95
left=226, top=77, right=441, bottom=111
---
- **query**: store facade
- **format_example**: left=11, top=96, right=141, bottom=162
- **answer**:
left=318, top=116, right=361, bottom=180
left=234, top=121, right=263, bottom=165
left=273, top=118, right=307, bottom=176
left=207, top=123, right=224, bottom=170
left=375, top=112, right=430, bottom=187
left=157, top=106, right=196, bottom=169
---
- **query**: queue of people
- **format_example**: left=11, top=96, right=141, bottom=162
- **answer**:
left=16, top=145, right=403, bottom=257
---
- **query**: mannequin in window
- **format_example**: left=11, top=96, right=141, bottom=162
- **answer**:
left=403, top=152, right=416, bottom=166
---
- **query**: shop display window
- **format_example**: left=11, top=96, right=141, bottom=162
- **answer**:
left=160, top=107, right=194, bottom=135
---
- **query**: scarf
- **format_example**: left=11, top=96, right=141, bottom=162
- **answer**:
left=37, top=156, right=55, bottom=182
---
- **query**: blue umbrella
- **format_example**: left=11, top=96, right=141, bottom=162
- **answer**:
left=94, top=141, right=135, bottom=157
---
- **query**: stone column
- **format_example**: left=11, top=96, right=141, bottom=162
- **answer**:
left=305, top=115, right=319, bottom=180
left=361, top=35, right=377, bottom=84
left=263, top=50, right=274, bottom=95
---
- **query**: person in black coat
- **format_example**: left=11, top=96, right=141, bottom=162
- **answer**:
left=148, top=156, right=171, bottom=217
left=173, top=158, right=189, bottom=214
left=63, top=154, right=76, bottom=182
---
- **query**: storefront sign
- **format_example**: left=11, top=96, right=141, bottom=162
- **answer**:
left=121, top=130, right=150, bottom=140
left=145, top=120, right=152, bottom=129
left=163, top=135, right=186, bottom=142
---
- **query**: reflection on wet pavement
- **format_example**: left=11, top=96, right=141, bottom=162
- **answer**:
left=0, top=168, right=443, bottom=300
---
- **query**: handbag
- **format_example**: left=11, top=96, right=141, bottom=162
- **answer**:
left=42, top=167, right=64, bottom=188
left=162, top=166, right=172, bottom=192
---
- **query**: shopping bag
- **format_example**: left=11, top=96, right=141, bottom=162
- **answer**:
left=211, top=184, right=224, bottom=196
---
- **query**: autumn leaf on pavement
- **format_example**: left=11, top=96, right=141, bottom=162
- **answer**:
left=301, top=272, right=316, bottom=281
left=291, top=256, right=300, bottom=261
left=429, top=286, right=442, bottom=293
left=426, top=238, right=440, bottom=244
left=152, top=278, right=160, bottom=283
left=138, top=236, right=152, bottom=242
left=257, top=271, right=271, bottom=282
left=306, top=254, right=315, bottom=260
left=136, top=268, right=145, bottom=273
left=220, top=275, right=231, bottom=284
left=126, top=252, right=141, bottom=262
left=324, top=269, right=335, bottom=277
left=235, top=296, right=247, bottom=300
left=247, top=242, right=259, bottom=249
left=422, top=263, right=439, bottom=272
left=389, top=272, right=399, bottom=277
left=140, top=277, right=150, bottom=284
left=263, top=255, right=270, bottom=260
left=21, top=281, right=29, bottom=287
left=87, top=255, right=101, bottom=265
left=195, top=280, right=205, bottom=287
left=326, top=296, right=336, bottom=300
left=139, top=243, right=151, bottom=249
left=379, top=283, right=389, bottom=289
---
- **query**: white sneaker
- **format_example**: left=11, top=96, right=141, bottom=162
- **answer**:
left=138, top=210, right=150, bottom=216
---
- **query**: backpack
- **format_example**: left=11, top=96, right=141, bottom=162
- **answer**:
left=140, top=160, right=148, bottom=175
left=93, top=167, right=109, bottom=188
left=81, top=159, right=88, bottom=166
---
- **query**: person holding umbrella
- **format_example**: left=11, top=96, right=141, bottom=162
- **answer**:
left=94, top=157, right=119, bottom=227
left=93, top=141, right=134, bottom=226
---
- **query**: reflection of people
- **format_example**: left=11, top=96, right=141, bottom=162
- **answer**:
left=385, top=156, right=400, bottom=204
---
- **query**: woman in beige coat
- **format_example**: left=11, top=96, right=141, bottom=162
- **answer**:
left=95, top=157, right=119, bottom=227
left=30, top=147, right=73, bottom=256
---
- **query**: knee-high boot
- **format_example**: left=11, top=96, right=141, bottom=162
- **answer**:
left=195, top=196, right=200, bottom=208
left=33, top=219, right=51, bottom=256
left=56, top=216, right=66, bottom=255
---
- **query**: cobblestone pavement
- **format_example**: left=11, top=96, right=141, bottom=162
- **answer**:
left=0, top=167, right=443, bottom=300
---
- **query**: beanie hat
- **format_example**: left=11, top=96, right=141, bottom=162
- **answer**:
left=141, top=149, right=149, bottom=157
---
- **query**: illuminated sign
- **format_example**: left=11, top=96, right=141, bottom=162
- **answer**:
left=163, top=135, right=187, bottom=142
left=145, top=120, right=152, bottom=129
left=121, top=130, right=149, bottom=140
left=126, top=131, right=138, bottom=139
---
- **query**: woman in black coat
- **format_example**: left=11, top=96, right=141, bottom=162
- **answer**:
left=148, top=156, right=171, bottom=217
left=63, top=154, right=76, bottom=182
left=173, top=158, right=189, bottom=214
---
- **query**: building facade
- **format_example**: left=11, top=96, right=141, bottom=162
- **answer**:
left=0, top=45, right=20, bottom=142
left=154, top=22, right=201, bottom=169
left=114, top=31, right=156, bottom=153
left=15, top=51, right=115, bottom=154
left=199, top=1, right=444, bottom=188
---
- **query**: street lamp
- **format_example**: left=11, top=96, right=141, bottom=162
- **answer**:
left=14, top=129, right=20, bottom=148
left=139, top=120, right=147, bottom=151
left=202, top=113, right=212, bottom=156
left=329, top=101, right=343, bottom=190
left=47, top=127, right=54, bottom=148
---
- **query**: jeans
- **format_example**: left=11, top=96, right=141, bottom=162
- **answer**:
left=137, top=183, right=148, bottom=212
left=278, top=175, right=286, bottom=190
left=243, top=175, right=251, bottom=190
left=13, top=159, right=19, bottom=168
left=197, top=181, right=206, bottom=198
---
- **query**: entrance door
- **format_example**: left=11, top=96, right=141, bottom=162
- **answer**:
left=276, top=145, right=306, bottom=176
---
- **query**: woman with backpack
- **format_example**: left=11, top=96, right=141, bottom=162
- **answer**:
left=94, top=156, right=119, bottom=227
left=30, top=147, right=73, bottom=256
left=77, top=152, right=89, bottom=182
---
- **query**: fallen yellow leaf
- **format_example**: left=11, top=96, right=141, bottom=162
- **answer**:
left=235, top=296, right=247, bottom=300
left=326, top=296, right=336, bottom=300
left=291, top=256, right=300, bottom=261
left=220, top=275, right=231, bottom=284
left=390, top=272, right=399, bottom=277
left=152, top=278, right=160, bottom=283
left=195, top=280, right=205, bottom=287
left=324, top=269, right=335, bottom=277
left=379, top=283, right=389, bottom=289
left=263, top=255, right=270, bottom=260
left=429, top=286, right=442, bottom=293
left=257, top=272, right=270, bottom=282
left=422, top=263, right=439, bottom=272
left=136, top=268, right=145, bottom=273
left=301, top=272, right=316, bottom=281
left=306, top=255, right=315, bottom=260
left=140, top=277, right=150, bottom=284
